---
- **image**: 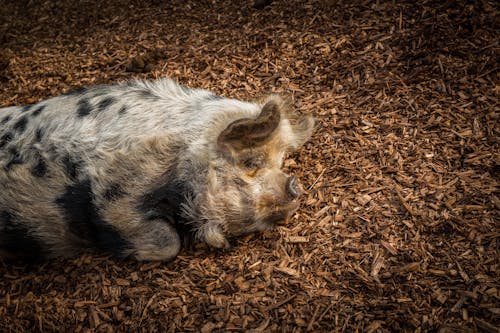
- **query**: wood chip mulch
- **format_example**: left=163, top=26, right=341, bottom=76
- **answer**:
left=0, top=0, right=498, bottom=332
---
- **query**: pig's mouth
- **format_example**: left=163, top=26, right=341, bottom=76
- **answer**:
left=222, top=199, right=300, bottom=239
left=263, top=211, right=289, bottom=225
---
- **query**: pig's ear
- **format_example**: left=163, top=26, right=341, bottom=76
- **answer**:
left=217, top=98, right=281, bottom=150
left=287, top=115, right=315, bottom=150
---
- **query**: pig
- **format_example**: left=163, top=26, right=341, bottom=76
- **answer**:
left=0, top=78, right=314, bottom=261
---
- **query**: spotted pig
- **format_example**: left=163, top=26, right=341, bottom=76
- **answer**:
left=0, top=79, right=314, bottom=261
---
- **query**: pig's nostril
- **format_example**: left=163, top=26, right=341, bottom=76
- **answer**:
left=286, top=175, right=302, bottom=199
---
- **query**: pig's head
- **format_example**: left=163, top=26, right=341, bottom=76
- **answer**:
left=184, top=96, right=314, bottom=248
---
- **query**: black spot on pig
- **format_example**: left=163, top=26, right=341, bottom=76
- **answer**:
left=62, top=155, right=81, bottom=181
left=4, top=147, right=23, bottom=170
left=97, top=97, right=116, bottom=112
left=139, top=174, right=191, bottom=231
left=0, top=210, right=45, bottom=259
left=55, top=179, right=131, bottom=256
left=32, top=158, right=47, bottom=177
left=118, top=106, right=127, bottom=115
left=35, top=128, right=44, bottom=142
left=64, top=86, right=88, bottom=96
left=0, top=132, right=13, bottom=148
left=76, top=99, right=92, bottom=117
left=13, top=116, right=27, bottom=133
left=32, top=106, right=45, bottom=117
left=1, top=115, right=10, bottom=124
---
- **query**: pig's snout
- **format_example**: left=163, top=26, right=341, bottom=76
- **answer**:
left=286, top=175, right=302, bottom=199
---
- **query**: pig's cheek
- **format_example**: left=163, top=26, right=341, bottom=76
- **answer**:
left=249, top=181, right=266, bottom=200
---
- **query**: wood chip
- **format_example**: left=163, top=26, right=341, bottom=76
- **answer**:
left=286, top=236, right=309, bottom=243
left=274, top=267, right=300, bottom=278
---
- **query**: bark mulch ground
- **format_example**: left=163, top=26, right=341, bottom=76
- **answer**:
left=0, top=0, right=498, bottom=332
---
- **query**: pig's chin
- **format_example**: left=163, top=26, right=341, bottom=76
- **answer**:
left=259, top=201, right=300, bottom=228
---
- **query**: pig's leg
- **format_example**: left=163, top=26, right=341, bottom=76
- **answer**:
left=128, top=219, right=181, bottom=261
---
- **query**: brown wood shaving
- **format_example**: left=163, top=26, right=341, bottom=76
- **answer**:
left=0, top=0, right=499, bottom=331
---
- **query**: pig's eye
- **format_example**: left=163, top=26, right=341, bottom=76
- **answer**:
left=241, top=157, right=264, bottom=170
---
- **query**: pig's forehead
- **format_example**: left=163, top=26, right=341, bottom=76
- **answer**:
left=244, top=142, right=287, bottom=165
